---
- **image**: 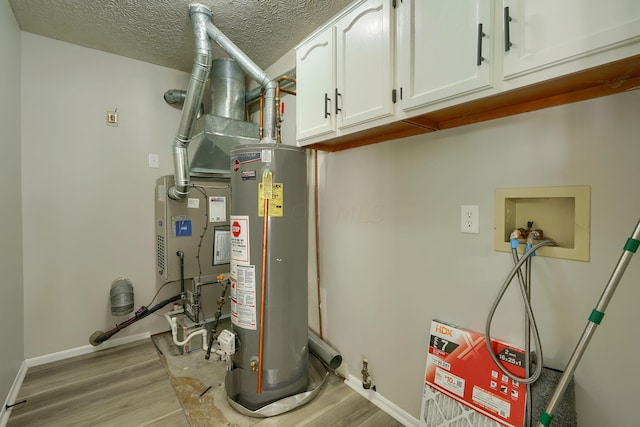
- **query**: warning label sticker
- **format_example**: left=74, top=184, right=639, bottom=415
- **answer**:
left=230, top=262, right=256, bottom=330
left=258, top=183, right=284, bottom=217
left=230, top=215, right=249, bottom=264
left=209, top=196, right=226, bottom=222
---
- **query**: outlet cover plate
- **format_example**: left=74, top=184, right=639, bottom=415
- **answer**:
left=461, top=205, right=479, bottom=234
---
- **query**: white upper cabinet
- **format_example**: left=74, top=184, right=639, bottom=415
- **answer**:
left=398, top=0, right=494, bottom=111
left=296, top=27, right=336, bottom=142
left=503, top=0, right=640, bottom=80
left=296, top=0, right=394, bottom=145
left=335, top=0, right=394, bottom=130
left=295, top=0, right=640, bottom=148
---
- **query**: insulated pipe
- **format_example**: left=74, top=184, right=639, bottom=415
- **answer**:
left=203, top=14, right=276, bottom=144
left=89, top=294, right=182, bottom=346
left=309, top=329, right=342, bottom=370
left=169, top=5, right=213, bottom=200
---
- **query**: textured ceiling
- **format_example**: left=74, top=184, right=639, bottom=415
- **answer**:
left=9, top=0, right=353, bottom=72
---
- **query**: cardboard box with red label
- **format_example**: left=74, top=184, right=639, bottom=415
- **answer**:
left=419, top=320, right=527, bottom=427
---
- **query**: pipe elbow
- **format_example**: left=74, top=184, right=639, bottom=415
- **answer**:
left=169, top=186, right=189, bottom=200
left=164, top=89, right=187, bottom=105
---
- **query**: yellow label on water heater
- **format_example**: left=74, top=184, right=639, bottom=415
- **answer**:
left=258, top=183, right=283, bottom=217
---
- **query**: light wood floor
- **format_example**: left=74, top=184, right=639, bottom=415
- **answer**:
left=6, top=340, right=187, bottom=427
left=6, top=338, right=404, bottom=427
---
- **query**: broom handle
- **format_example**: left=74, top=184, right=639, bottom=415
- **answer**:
left=537, top=218, right=640, bottom=426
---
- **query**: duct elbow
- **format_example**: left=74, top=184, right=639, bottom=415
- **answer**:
left=164, top=89, right=186, bottom=105
left=168, top=186, right=188, bottom=200
left=189, top=3, right=212, bottom=18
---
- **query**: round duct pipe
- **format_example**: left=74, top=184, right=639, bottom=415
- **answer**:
left=110, top=278, right=134, bottom=316
left=309, top=329, right=342, bottom=370
left=210, top=58, right=246, bottom=121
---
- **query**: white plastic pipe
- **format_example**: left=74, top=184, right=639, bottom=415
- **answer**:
left=164, top=312, right=209, bottom=351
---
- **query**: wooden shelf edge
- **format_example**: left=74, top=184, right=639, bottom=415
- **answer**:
left=305, top=54, right=640, bottom=152
left=305, top=120, right=434, bottom=152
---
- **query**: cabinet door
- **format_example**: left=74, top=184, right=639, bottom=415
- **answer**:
left=399, top=0, right=493, bottom=111
left=503, top=0, right=640, bottom=79
left=296, top=27, right=336, bottom=142
left=335, top=0, right=393, bottom=130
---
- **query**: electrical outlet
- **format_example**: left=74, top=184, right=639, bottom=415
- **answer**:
left=461, top=205, right=479, bottom=234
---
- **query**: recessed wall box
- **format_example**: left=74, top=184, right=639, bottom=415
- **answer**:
left=494, top=186, right=590, bottom=261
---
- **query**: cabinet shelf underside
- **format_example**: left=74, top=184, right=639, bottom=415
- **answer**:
left=308, top=54, right=640, bottom=152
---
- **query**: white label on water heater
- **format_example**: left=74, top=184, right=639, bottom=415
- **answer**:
left=261, top=149, right=272, bottom=163
left=230, top=262, right=256, bottom=330
left=209, top=196, right=226, bottom=222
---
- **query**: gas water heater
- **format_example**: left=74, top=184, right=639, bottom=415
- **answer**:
left=225, top=143, right=308, bottom=410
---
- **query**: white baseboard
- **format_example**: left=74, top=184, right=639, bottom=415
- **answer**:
left=25, top=331, right=151, bottom=368
left=0, top=361, right=28, bottom=427
left=344, top=374, right=419, bottom=427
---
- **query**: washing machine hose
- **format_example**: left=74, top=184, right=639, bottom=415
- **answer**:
left=485, top=239, right=556, bottom=384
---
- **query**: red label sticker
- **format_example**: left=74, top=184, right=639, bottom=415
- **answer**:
left=232, top=221, right=241, bottom=237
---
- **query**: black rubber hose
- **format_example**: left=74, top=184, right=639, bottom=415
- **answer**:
left=89, top=294, right=182, bottom=346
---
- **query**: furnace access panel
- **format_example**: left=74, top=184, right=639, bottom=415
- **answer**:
left=155, top=175, right=231, bottom=282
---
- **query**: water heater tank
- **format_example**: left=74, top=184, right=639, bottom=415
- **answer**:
left=226, top=143, right=308, bottom=410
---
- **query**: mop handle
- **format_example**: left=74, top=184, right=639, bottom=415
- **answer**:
left=537, top=218, right=640, bottom=427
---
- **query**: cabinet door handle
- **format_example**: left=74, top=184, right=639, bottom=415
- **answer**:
left=477, top=23, right=486, bottom=66
left=335, top=88, right=342, bottom=115
left=504, top=7, right=513, bottom=52
left=324, top=93, right=331, bottom=118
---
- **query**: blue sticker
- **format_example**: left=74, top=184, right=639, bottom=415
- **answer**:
left=176, top=219, right=192, bottom=236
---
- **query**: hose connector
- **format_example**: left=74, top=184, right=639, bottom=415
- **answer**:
left=526, top=230, right=541, bottom=254
left=510, top=229, right=521, bottom=249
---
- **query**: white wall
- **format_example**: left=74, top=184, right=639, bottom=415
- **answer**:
left=0, top=0, right=24, bottom=404
left=20, top=33, right=190, bottom=357
left=317, top=89, right=640, bottom=426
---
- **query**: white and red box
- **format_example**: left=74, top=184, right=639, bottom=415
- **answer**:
left=420, top=320, right=527, bottom=427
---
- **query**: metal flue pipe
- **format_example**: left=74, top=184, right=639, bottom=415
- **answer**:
left=203, top=14, right=276, bottom=144
left=164, top=89, right=187, bottom=105
left=168, top=5, right=213, bottom=200
left=246, top=68, right=296, bottom=104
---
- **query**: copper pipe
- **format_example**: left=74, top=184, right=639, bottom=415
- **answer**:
left=257, top=197, right=269, bottom=394
left=259, top=88, right=264, bottom=140
left=314, top=150, right=323, bottom=339
left=275, top=83, right=281, bottom=144
left=278, top=76, right=296, bottom=84
left=275, top=77, right=296, bottom=144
